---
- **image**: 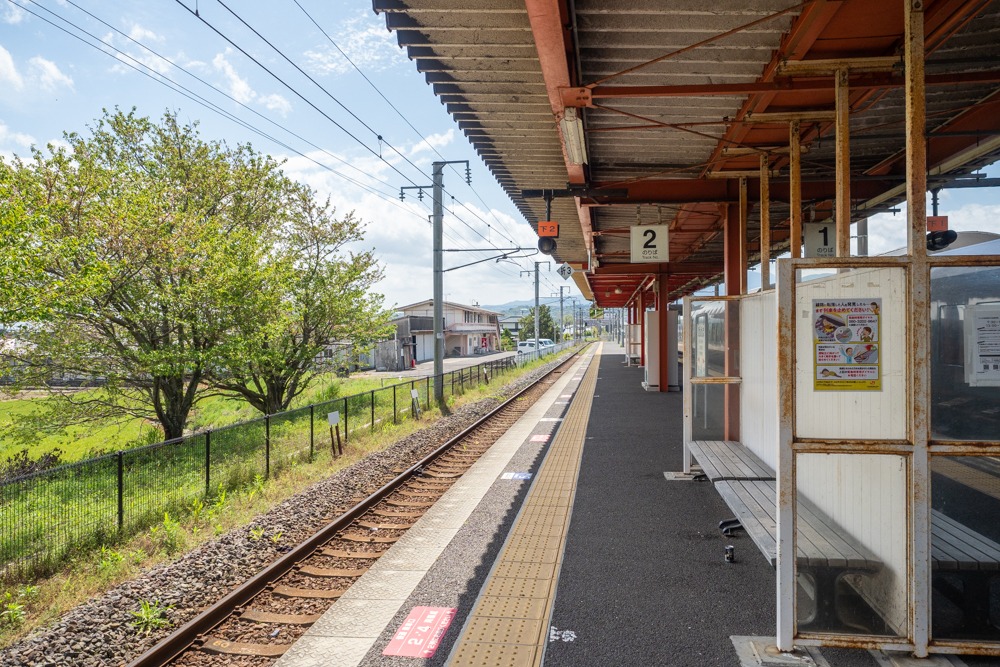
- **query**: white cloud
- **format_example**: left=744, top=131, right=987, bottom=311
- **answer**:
left=0, top=120, right=35, bottom=149
left=2, top=3, right=26, bottom=25
left=211, top=51, right=291, bottom=116
left=128, top=24, right=162, bottom=43
left=866, top=199, right=1000, bottom=255
left=29, top=57, right=73, bottom=92
left=259, top=93, right=292, bottom=116
left=409, top=130, right=455, bottom=157
left=0, top=46, right=24, bottom=89
left=303, top=12, right=401, bottom=76
left=277, top=149, right=542, bottom=306
left=212, top=50, right=255, bottom=103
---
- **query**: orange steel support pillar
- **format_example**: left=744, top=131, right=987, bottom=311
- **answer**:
left=789, top=120, right=803, bottom=258
left=723, top=203, right=744, bottom=441
left=835, top=68, right=852, bottom=256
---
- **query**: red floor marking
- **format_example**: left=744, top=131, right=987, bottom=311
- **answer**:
left=383, top=606, right=456, bottom=658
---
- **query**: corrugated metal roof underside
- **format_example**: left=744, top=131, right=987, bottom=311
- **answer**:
left=377, top=0, right=1000, bottom=306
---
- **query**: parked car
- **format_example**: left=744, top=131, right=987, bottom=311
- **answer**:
left=516, top=341, right=537, bottom=354
left=537, top=338, right=555, bottom=347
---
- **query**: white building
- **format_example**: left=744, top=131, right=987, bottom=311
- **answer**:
left=397, top=300, right=502, bottom=362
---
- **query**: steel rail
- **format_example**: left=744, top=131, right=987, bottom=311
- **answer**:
left=127, top=346, right=586, bottom=667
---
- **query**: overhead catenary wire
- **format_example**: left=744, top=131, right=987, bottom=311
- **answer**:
left=12, top=0, right=421, bottom=212
left=287, top=0, right=525, bottom=250
left=16, top=0, right=563, bottom=299
left=37, top=0, right=509, bottom=262
left=191, top=0, right=536, bottom=270
left=9, top=0, right=503, bottom=271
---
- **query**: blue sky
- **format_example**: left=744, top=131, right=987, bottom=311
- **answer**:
left=0, top=0, right=581, bottom=312
left=2, top=1, right=997, bottom=309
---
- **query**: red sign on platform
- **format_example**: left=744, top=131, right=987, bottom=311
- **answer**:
left=538, top=221, right=559, bottom=237
left=382, top=606, right=456, bottom=658
left=927, top=215, right=949, bottom=232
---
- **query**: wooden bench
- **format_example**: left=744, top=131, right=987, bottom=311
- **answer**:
left=932, top=509, right=1000, bottom=636
left=713, top=481, right=1000, bottom=635
left=687, top=440, right=775, bottom=482
left=715, top=479, right=882, bottom=632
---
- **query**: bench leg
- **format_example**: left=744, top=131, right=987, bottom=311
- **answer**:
left=719, top=517, right=743, bottom=536
left=798, top=568, right=849, bottom=633
left=960, top=572, right=994, bottom=636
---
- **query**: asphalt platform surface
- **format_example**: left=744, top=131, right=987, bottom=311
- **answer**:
left=543, top=345, right=882, bottom=667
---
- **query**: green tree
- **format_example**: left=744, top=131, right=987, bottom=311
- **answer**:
left=207, top=189, right=392, bottom=415
left=517, top=306, right=555, bottom=341
left=500, top=328, right=515, bottom=350
left=0, top=109, right=290, bottom=441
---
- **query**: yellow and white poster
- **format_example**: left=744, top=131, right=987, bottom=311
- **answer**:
left=813, top=298, right=881, bottom=391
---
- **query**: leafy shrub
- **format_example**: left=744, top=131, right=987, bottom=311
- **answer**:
left=0, top=448, right=63, bottom=481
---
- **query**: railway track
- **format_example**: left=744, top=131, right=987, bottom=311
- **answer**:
left=129, top=350, right=582, bottom=667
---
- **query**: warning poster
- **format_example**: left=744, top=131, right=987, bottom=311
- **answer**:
left=966, top=304, right=1000, bottom=387
left=813, top=298, right=882, bottom=391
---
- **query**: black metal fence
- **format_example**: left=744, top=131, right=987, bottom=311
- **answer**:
left=0, top=347, right=569, bottom=581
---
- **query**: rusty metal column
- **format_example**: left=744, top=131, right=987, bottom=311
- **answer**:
left=789, top=121, right=802, bottom=258
left=905, top=0, right=930, bottom=655
left=723, top=203, right=742, bottom=441
left=760, top=153, right=771, bottom=288
left=835, top=68, right=852, bottom=257
left=724, top=202, right=743, bottom=295
left=776, top=258, right=794, bottom=651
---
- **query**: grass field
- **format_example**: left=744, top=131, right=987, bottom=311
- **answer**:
left=0, top=372, right=431, bottom=464
left=0, top=354, right=546, bottom=579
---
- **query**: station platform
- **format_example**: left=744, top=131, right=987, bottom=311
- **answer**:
left=274, top=344, right=945, bottom=667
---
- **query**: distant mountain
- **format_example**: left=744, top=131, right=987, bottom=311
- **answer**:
left=482, top=297, right=574, bottom=315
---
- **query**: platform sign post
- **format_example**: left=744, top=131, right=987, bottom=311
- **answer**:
left=410, top=389, right=422, bottom=419
left=630, top=225, right=669, bottom=263
left=327, top=411, right=343, bottom=457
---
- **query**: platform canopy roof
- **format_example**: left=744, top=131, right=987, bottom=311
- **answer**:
left=375, top=0, right=1000, bottom=307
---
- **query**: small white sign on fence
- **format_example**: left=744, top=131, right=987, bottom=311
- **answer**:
left=327, top=411, right=340, bottom=426
left=411, top=389, right=420, bottom=399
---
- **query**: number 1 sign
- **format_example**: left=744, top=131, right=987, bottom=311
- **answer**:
left=630, top=225, right=669, bottom=263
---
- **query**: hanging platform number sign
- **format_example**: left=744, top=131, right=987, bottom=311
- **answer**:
left=804, top=223, right=835, bottom=258
left=630, top=225, right=669, bottom=263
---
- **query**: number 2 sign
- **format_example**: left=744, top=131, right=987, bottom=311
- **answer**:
left=630, top=225, right=669, bottom=263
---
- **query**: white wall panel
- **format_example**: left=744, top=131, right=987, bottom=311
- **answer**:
left=795, top=268, right=908, bottom=440
left=797, top=453, right=908, bottom=635
left=741, top=291, right=779, bottom=471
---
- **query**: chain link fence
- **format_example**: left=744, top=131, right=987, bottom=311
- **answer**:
left=0, top=348, right=571, bottom=581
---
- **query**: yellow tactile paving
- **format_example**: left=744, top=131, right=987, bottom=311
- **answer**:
left=448, top=344, right=602, bottom=667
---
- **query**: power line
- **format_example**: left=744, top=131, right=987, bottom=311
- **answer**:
left=14, top=0, right=413, bottom=209
left=14, top=0, right=535, bottom=288
left=253, top=0, right=527, bottom=250
left=196, top=0, right=530, bottom=260
left=20, top=0, right=502, bottom=262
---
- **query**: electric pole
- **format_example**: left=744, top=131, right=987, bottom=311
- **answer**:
left=520, top=261, right=550, bottom=349
left=401, top=160, right=470, bottom=409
